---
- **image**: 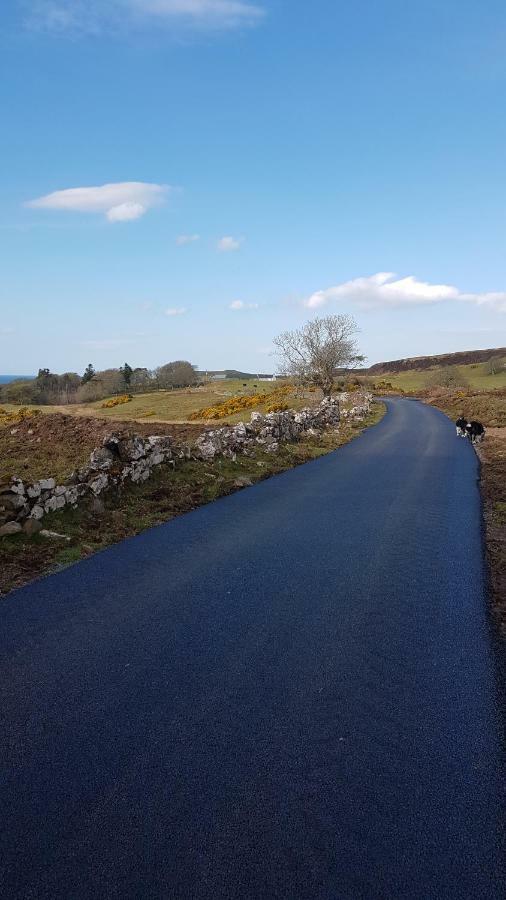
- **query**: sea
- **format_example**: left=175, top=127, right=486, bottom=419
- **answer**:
left=0, top=376, right=34, bottom=384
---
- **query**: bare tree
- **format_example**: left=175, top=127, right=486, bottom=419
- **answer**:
left=426, top=367, right=469, bottom=389
left=485, top=356, right=502, bottom=376
left=273, top=315, right=364, bottom=396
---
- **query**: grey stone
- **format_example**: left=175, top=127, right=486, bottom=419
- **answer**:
left=39, top=530, right=71, bottom=542
left=89, top=447, right=115, bottom=471
left=44, top=495, right=66, bottom=513
left=0, top=521, right=22, bottom=537
left=233, top=477, right=253, bottom=488
left=88, top=473, right=109, bottom=495
left=39, top=478, right=56, bottom=491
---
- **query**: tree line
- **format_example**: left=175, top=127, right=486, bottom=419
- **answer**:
left=0, top=361, right=198, bottom=406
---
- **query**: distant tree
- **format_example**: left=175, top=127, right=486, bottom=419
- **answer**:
left=273, top=315, right=365, bottom=397
left=426, top=367, right=469, bottom=389
left=130, top=367, right=152, bottom=392
left=77, top=368, right=126, bottom=402
left=81, top=363, right=95, bottom=385
left=120, top=362, right=134, bottom=387
left=155, top=361, right=197, bottom=389
left=484, top=357, right=503, bottom=376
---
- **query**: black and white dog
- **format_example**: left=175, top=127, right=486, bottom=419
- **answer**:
left=465, top=420, right=485, bottom=444
left=455, top=416, right=467, bottom=437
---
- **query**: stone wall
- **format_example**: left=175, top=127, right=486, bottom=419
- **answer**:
left=0, top=393, right=372, bottom=536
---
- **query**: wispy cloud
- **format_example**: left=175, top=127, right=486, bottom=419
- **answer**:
left=25, top=181, right=170, bottom=223
left=165, top=306, right=187, bottom=316
left=229, top=299, right=258, bottom=310
left=25, top=0, right=265, bottom=35
left=176, top=233, right=200, bottom=246
left=304, top=272, right=506, bottom=313
left=217, top=235, right=243, bottom=252
left=0, top=328, right=15, bottom=336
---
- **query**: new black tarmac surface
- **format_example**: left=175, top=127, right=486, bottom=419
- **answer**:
left=1, top=399, right=504, bottom=899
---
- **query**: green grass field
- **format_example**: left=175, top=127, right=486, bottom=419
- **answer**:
left=369, top=358, right=506, bottom=392
left=1, top=379, right=306, bottom=425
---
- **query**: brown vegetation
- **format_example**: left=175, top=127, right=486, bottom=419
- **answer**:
left=0, top=413, right=204, bottom=483
left=369, top=347, right=506, bottom=375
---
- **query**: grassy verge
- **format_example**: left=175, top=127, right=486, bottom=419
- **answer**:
left=0, top=402, right=385, bottom=596
left=423, top=390, right=506, bottom=636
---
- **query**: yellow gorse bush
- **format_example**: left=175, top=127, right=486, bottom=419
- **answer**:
left=0, top=407, right=40, bottom=426
left=189, top=386, right=292, bottom=420
left=100, top=394, right=133, bottom=409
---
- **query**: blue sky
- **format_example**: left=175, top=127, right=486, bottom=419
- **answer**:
left=1, top=0, right=505, bottom=375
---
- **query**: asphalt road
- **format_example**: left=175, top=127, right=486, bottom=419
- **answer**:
left=1, top=398, right=504, bottom=899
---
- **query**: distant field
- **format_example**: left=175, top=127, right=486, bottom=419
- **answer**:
left=374, top=359, right=506, bottom=392
left=0, top=379, right=302, bottom=425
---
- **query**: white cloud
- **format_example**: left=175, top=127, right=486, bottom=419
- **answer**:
left=26, top=0, right=265, bottom=34
left=460, top=291, right=506, bottom=313
left=25, top=181, right=170, bottom=223
left=304, top=272, right=506, bottom=314
left=229, top=300, right=258, bottom=310
left=176, top=233, right=200, bottom=245
left=165, top=307, right=187, bottom=316
left=217, top=235, right=243, bottom=252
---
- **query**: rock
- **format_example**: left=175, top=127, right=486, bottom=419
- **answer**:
left=233, top=477, right=253, bottom=488
left=116, top=436, right=146, bottom=462
left=23, top=518, right=42, bottom=536
left=10, top=479, right=26, bottom=495
left=27, top=482, right=42, bottom=499
left=29, top=505, right=44, bottom=520
left=0, top=492, right=27, bottom=510
left=64, top=486, right=83, bottom=506
left=39, top=530, right=71, bottom=542
left=89, top=447, right=115, bottom=471
left=88, top=473, right=109, bottom=496
left=39, top=478, right=56, bottom=491
left=0, top=521, right=22, bottom=537
left=10, top=428, right=19, bottom=435
left=44, top=494, right=66, bottom=513
left=54, top=485, right=67, bottom=496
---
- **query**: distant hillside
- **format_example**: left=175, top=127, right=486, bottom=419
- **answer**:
left=368, top=348, right=506, bottom=375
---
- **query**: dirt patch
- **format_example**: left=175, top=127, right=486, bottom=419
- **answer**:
left=0, top=413, right=205, bottom=483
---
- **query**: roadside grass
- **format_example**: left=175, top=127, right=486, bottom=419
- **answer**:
left=0, top=401, right=386, bottom=595
left=423, top=390, right=506, bottom=635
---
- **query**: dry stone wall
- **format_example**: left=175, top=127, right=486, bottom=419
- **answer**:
left=0, top=393, right=372, bottom=536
